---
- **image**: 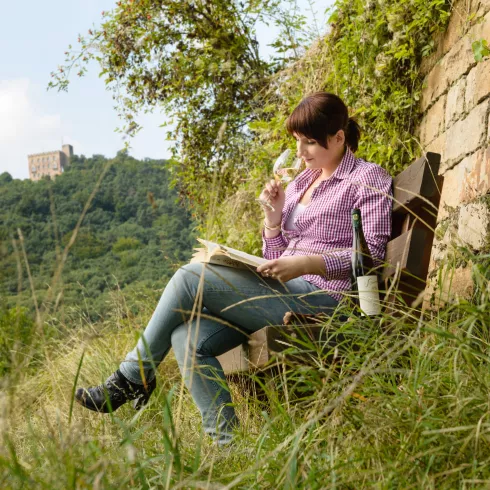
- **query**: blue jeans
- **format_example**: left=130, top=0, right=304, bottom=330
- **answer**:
left=119, top=262, right=338, bottom=444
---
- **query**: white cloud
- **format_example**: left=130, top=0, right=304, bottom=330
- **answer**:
left=38, top=114, right=62, bottom=131
left=0, top=79, right=70, bottom=180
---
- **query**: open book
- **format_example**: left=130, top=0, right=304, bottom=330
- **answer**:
left=190, top=238, right=268, bottom=270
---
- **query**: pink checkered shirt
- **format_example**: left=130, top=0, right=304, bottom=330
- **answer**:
left=262, top=148, right=393, bottom=301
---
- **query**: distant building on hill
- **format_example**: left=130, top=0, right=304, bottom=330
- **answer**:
left=28, top=144, right=73, bottom=181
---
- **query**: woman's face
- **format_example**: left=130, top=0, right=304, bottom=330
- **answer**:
left=293, top=131, right=345, bottom=169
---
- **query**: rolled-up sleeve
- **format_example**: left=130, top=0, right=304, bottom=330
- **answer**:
left=262, top=229, right=289, bottom=260
left=321, top=248, right=352, bottom=280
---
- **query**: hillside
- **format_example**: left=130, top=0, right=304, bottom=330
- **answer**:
left=0, top=151, right=196, bottom=320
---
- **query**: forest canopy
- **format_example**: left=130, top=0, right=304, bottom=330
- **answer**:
left=0, top=152, right=196, bottom=321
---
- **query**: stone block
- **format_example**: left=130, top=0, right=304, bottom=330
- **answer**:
left=489, top=108, right=490, bottom=142
left=423, top=94, right=446, bottom=143
left=420, top=39, right=445, bottom=78
left=463, top=147, right=490, bottom=199
left=443, top=37, right=476, bottom=91
left=465, top=58, right=490, bottom=112
left=470, top=3, right=490, bottom=38
left=438, top=148, right=490, bottom=220
left=420, top=0, right=471, bottom=77
left=432, top=219, right=459, bottom=261
left=472, top=0, right=490, bottom=17
left=421, top=10, right=490, bottom=113
left=445, top=77, right=466, bottom=127
left=438, top=216, right=459, bottom=250
left=421, top=63, right=445, bottom=113
left=458, top=200, right=490, bottom=249
left=438, top=168, right=462, bottom=221
left=421, top=37, right=475, bottom=112
left=417, top=115, right=428, bottom=145
left=443, top=100, right=488, bottom=169
left=424, top=263, right=474, bottom=310
left=425, top=131, right=446, bottom=161
left=442, top=264, right=474, bottom=300
left=442, top=0, right=472, bottom=54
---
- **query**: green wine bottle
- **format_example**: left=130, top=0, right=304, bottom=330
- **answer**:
left=351, top=208, right=381, bottom=316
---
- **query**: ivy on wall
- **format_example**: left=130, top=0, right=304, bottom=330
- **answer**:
left=208, top=0, right=453, bottom=252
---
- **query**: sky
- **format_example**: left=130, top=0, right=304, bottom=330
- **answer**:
left=0, top=0, right=333, bottom=180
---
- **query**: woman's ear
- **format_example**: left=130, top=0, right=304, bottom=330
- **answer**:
left=335, top=129, right=345, bottom=145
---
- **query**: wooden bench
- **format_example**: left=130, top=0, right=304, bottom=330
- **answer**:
left=217, top=152, right=444, bottom=374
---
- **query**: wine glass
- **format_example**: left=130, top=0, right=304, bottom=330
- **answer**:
left=256, top=149, right=303, bottom=211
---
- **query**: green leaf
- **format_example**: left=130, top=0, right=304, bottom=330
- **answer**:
left=328, top=10, right=339, bottom=24
left=472, top=39, right=490, bottom=62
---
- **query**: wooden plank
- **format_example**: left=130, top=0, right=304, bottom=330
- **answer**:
left=382, top=228, right=428, bottom=280
left=392, top=152, right=441, bottom=214
left=218, top=344, right=249, bottom=375
left=218, top=329, right=269, bottom=374
left=247, top=328, right=270, bottom=368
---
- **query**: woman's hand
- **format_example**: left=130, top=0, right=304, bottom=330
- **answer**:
left=257, top=255, right=327, bottom=282
left=259, top=179, right=285, bottom=224
left=257, top=256, right=307, bottom=282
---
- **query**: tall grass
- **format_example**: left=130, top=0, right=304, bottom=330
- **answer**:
left=1, top=250, right=490, bottom=489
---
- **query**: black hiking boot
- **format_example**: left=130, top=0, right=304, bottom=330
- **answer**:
left=75, top=369, right=156, bottom=413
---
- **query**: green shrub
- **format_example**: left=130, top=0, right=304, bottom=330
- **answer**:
left=112, top=237, right=142, bottom=254
left=0, top=306, right=36, bottom=375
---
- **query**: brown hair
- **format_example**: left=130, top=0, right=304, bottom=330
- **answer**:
left=285, top=92, right=361, bottom=152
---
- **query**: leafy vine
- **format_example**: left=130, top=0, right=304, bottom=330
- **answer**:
left=209, top=0, right=453, bottom=252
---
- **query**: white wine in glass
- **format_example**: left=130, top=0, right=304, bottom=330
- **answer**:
left=257, top=149, right=303, bottom=212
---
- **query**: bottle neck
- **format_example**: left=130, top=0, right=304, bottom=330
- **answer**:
left=352, top=213, right=363, bottom=233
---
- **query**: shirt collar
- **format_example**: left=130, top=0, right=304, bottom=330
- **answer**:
left=294, top=147, right=357, bottom=188
left=330, top=147, right=356, bottom=180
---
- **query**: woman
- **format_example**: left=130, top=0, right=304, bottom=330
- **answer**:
left=76, top=92, right=392, bottom=445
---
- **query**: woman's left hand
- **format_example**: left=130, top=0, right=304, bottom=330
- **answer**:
left=257, top=256, right=307, bottom=282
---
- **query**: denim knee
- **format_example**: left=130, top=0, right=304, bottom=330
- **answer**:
left=171, top=321, right=211, bottom=365
left=171, top=323, right=191, bottom=367
left=171, top=262, right=204, bottom=290
left=171, top=321, right=220, bottom=365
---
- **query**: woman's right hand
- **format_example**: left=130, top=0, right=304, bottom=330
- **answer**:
left=259, top=179, right=285, bottom=224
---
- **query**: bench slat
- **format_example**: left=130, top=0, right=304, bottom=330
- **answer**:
left=216, top=344, right=249, bottom=373
left=382, top=228, right=428, bottom=280
left=392, top=152, right=441, bottom=214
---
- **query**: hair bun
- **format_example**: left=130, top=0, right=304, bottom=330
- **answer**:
left=346, top=117, right=361, bottom=152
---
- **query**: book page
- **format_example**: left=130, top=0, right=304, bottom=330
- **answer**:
left=220, top=244, right=267, bottom=267
left=207, top=255, right=255, bottom=270
left=197, top=238, right=267, bottom=267
left=196, top=238, right=225, bottom=257
left=190, top=245, right=258, bottom=270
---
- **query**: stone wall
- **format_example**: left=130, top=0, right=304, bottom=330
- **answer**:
left=418, top=0, right=490, bottom=305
